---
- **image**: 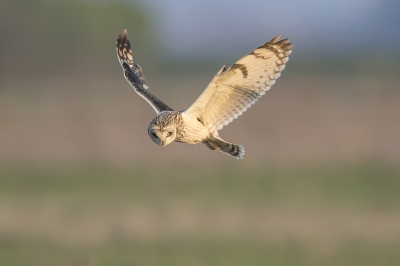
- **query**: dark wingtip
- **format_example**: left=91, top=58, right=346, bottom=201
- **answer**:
left=117, top=29, right=128, bottom=43
left=269, top=35, right=281, bottom=44
left=258, top=35, right=293, bottom=50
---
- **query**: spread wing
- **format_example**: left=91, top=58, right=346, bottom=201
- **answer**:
left=184, top=35, right=292, bottom=132
left=116, top=29, right=173, bottom=114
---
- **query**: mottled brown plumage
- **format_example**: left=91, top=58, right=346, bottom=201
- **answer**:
left=116, top=29, right=293, bottom=159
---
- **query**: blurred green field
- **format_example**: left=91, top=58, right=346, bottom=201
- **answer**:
left=1, top=163, right=399, bottom=266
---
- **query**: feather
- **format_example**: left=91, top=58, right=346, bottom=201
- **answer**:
left=184, top=35, right=293, bottom=132
left=116, top=30, right=173, bottom=114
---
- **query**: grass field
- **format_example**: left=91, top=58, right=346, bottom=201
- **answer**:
left=1, top=74, right=399, bottom=265
left=1, top=163, right=399, bottom=266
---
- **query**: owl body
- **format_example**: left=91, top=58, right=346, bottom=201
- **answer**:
left=148, top=111, right=212, bottom=145
left=116, top=29, right=292, bottom=159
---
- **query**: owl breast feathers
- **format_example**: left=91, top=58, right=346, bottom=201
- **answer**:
left=116, top=29, right=292, bottom=159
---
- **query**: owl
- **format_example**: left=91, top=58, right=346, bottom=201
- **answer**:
left=116, top=29, right=292, bottom=159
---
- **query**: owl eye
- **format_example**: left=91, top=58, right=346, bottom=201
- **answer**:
left=166, top=132, right=172, bottom=137
left=152, top=132, right=158, bottom=139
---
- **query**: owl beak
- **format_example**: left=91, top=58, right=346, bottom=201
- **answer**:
left=161, top=140, right=165, bottom=146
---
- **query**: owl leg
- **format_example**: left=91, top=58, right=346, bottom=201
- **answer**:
left=204, top=140, right=220, bottom=150
left=204, top=138, right=245, bottom=159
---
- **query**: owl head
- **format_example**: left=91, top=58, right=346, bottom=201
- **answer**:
left=148, top=114, right=177, bottom=146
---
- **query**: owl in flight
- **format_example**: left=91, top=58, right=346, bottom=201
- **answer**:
left=116, top=29, right=292, bottom=159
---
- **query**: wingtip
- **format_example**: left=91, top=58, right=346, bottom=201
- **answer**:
left=117, top=29, right=128, bottom=42
left=265, top=35, right=293, bottom=50
left=269, top=35, right=281, bottom=44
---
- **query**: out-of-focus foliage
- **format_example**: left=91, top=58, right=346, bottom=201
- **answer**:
left=0, top=0, right=149, bottom=77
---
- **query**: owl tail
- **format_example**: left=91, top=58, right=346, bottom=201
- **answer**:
left=204, top=138, right=245, bottom=159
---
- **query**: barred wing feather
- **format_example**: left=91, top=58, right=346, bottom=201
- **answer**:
left=116, top=29, right=173, bottom=114
left=185, top=35, right=292, bottom=132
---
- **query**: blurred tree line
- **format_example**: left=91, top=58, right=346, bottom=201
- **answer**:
left=1, top=1, right=398, bottom=82
left=0, top=0, right=153, bottom=78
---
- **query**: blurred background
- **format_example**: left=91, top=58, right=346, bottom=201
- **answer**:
left=1, top=0, right=400, bottom=265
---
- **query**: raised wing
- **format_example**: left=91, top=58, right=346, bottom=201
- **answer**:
left=184, top=35, right=292, bottom=132
left=116, top=29, right=173, bottom=114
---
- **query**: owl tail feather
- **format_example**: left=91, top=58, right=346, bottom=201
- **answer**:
left=204, top=138, right=245, bottom=159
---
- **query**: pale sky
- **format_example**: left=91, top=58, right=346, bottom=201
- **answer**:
left=134, top=0, right=399, bottom=58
